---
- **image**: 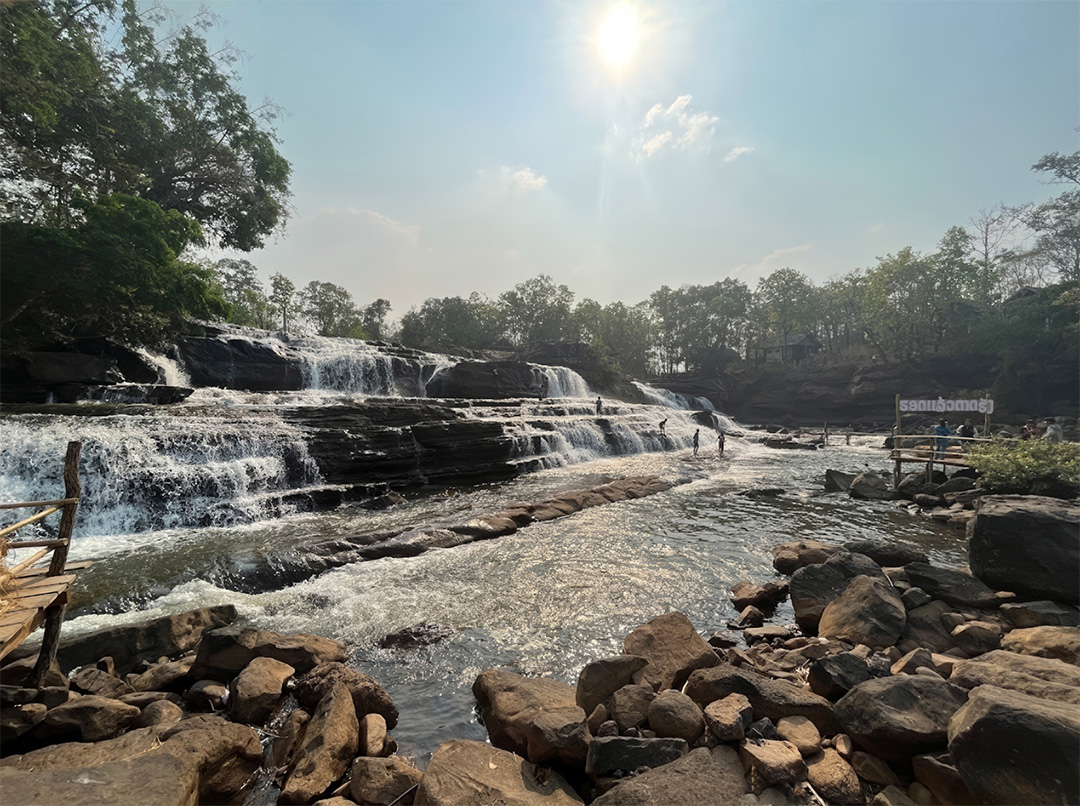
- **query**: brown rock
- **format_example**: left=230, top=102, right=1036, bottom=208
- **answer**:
left=949, top=649, right=1080, bottom=703
left=776, top=715, right=822, bottom=756
left=34, top=695, right=140, bottom=742
left=281, top=683, right=360, bottom=804
left=806, top=748, right=864, bottom=804
left=360, top=712, right=388, bottom=757
left=912, top=752, right=976, bottom=806
left=229, top=656, right=295, bottom=724
left=772, top=540, right=842, bottom=574
left=1001, top=625, right=1080, bottom=664
left=608, top=684, right=655, bottom=734
left=270, top=708, right=310, bottom=771
left=294, top=662, right=399, bottom=728
left=591, top=746, right=748, bottom=806
left=736, top=605, right=765, bottom=628
left=131, top=656, right=194, bottom=692
left=850, top=750, right=899, bottom=786
left=819, top=576, right=906, bottom=650
left=351, top=755, right=423, bottom=805
left=623, top=612, right=718, bottom=691
left=870, top=784, right=916, bottom=805
left=834, top=733, right=854, bottom=758
left=731, top=581, right=790, bottom=611
left=950, top=622, right=1002, bottom=656
left=704, top=698, right=746, bottom=742
left=69, top=666, right=133, bottom=699
left=891, top=647, right=935, bottom=676
left=575, top=654, right=648, bottom=715
left=190, top=626, right=347, bottom=681
left=745, top=625, right=792, bottom=645
left=132, top=698, right=183, bottom=728
left=739, top=739, right=807, bottom=791
left=184, top=679, right=228, bottom=710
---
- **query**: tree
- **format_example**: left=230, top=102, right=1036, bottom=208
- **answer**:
left=399, top=293, right=504, bottom=349
left=269, top=273, right=296, bottom=333
left=361, top=299, right=392, bottom=341
left=1016, top=151, right=1080, bottom=282
left=857, top=248, right=940, bottom=360
left=754, top=268, right=818, bottom=352
left=299, top=281, right=363, bottom=338
left=498, top=275, right=575, bottom=345
left=213, top=258, right=276, bottom=329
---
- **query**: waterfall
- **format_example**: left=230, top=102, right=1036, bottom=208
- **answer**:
left=536, top=365, right=592, bottom=398
left=632, top=381, right=695, bottom=409
left=133, top=348, right=191, bottom=387
left=0, top=412, right=320, bottom=541
left=293, top=335, right=398, bottom=395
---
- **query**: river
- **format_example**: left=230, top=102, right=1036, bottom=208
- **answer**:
left=0, top=336, right=968, bottom=763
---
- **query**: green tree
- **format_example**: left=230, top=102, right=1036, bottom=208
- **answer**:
left=399, top=293, right=504, bottom=349
left=213, top=258, right=276, bottom=329
left=269, top=273, right=296, bottom=333
left=361, top=299, right=392, bottom=341
left=753, top=269, right=818, bottom=355
left=498, top=275, right=575, bottom=345
left=299, top=281, right=363, bottom=338
left=1017, top=151, right=1080, bottom=282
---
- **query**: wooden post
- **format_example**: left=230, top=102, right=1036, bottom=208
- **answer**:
left=894, top=394, right=902, bottom=488
left=32, top=441, right=81, bottom=688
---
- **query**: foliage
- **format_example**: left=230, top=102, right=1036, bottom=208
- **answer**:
left=361, top=299, right=391, bottom=341
left=968, top=438, right=1080, bottom=498
left=498, top=275, right=575, bottom=345
left=0, top=0, right=291, bottom=250
left=213, top=258, right=277, bottom=329
left=1, top=193, right=227, bottom=350
left=299, top=281, right=364, bottom=338
left=269, top=273, right=296, bottom=333
left=398, top=293, right=504, bottom=349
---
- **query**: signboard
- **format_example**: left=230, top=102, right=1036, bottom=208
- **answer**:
left=898, top=397, right=994, bottom=414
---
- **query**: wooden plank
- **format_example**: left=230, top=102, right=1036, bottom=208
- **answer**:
left=0, top=498, right=79, bottom=511
left=4, top=539, right=67, bottom=549
left=12, top=575, right=77, bottom=594
left=0, top=612, right=48, bottom=661
left=6, top=589, right=69, bottom=612
left=0, top=506, right=62, bottom=539
left=5, top=548, right=53, bottom=578
left=17, top=561, right=92, bottom=578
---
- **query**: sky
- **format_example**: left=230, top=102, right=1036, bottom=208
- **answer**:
left=191, top=0, right=1079, bottom=318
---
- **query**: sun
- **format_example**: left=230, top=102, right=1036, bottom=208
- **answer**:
left=597, top=4, right=641, bottom=71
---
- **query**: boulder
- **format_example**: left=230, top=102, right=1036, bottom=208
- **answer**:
left=646, top=689, right=704, bottom=743
left=900, top=588, right=931, bottom=610
left=190, top=626, right=347, bottom=682
left=1001, top=625, right=1080, bottom=664
left=735, top=605, right=765, bottom=628
left=229, top=656, right=294, bottom=724
left=130, top=656, right=195, bottom=692
left=685, top=666, right=840, bottom=735
left=622, top=612, right=718, bottom=691
left=948, top=684, right=1080, bottom=806
left=790, top=563, right=850, bottom=633
left=177, top=333, right=304, bottom=391
left=849, top=473, right=897, bottom=501
left=270, top=708, right=310, bottom=770
left=414, top=740, right=583, bottom=805
left=903, top=563, right=999, bottom=609
left=739, top=739, right=807, bottom=790
left=819, top=575, right=907, bottom=650
left=68, top=667, right=133, bottom=699
left=850, top=750, right=900, bottom=786
left=824, top=470, right=858, bottom=494
left=806, top=748, right=864, bottom=805
left=132, top=699, right=183, bottom=728
left=772, top=540, right=841, bottom=574
left=351, top=755, right=423, bottom=806
left=730, top=581, right=790, bottom=611
left=808, top=653, right=873, bottom=701
left=949, top=650, right=1080, bottom=703
left=950, top=621, right=1002, bottom=656
left=472, top=669, right=588, bottom=767
left=911, top=752, right=976, bottom=806
left=184, top=679, right=228, bottom=710
left=575, top=654, right=648, bottom=715
left=835, top=676, right=968, bottom=761
left=967, top=495, right=1080, bottom=603
left=293, top=662, right=399, bottom=728
left=280, top=683, right=359, bottom=804
left=890, top=648, right=935, bottom=676
left=591, top=746, right=748, bottom=806
left=902, top=600, right=957, bottom=653
left=34, top=695, right=140, bottom=742
left=744, top=625, right=791, bottom=645
left=870, top=785, right=915, bottom=805
left=116, top=690, right=180, bottom=708
left=843, top=540, right=928, bottom=567
left=1000, top=600, right=1080, bottom=629
left=607, top=684, right=655, bottom=734
left=704, top=698, right=747, bottom=742
left=360, top=712, right=388, bottom=757
left=585, top=736, right=688, bottom=775
left=1, top=703, right=47, bottom=743
left=776, top=715, right=822, bottom=756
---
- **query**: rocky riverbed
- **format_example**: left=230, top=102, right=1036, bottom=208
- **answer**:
left=2, top=491, right=1076, bottom=806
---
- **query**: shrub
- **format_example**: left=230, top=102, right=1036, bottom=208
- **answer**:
left=967, top=439, right=1080, bottom=499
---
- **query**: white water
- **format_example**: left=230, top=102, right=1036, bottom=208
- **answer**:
left=134, top=348, right=191, bottom=387
left=632, top=381, right=699, bottom=410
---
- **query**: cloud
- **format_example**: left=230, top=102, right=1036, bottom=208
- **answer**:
left=315, top=207, right=419, bottom=245
left=722, top=145, right=755, bottom=163
left=634, top=94, right=720, bottom=161
left=504, top=166, right=548, bottom=195
left=730, top=244, right=813, bottom=281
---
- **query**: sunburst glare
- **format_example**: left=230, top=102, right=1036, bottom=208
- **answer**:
left=597, top=4, right=641, bottom=71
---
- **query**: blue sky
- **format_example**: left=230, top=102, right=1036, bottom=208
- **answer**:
left=194, top=0, right=1079, bottom=316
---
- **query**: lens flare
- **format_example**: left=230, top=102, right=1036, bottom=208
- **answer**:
left=598, top=4, right=640, bottom=70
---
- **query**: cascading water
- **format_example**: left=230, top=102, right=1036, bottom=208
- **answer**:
left=538, top=365, right=592, bottom=398
left=632, top=381, right=695, bottom=409
left=134, top=348, right=191, bottom=387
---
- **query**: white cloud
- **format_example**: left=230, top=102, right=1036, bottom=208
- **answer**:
left=315, top=207, right=419, bottom=245
left=503, top=166, right=548, bottom=195
left=722, top=145, right=755, bottom=163
left=730, top=244, right=813, bottom=281
left=633, top=94, right=720, bottom=161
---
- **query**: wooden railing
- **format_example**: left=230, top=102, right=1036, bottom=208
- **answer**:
left=0, top=441, right=82, bottom=685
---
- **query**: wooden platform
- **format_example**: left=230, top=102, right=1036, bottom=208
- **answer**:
left=0, top=565, right=87, bottom=661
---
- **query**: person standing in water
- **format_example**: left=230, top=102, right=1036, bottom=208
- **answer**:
left=595, top=396, right=602, bottom=415
left=692, top=429, right=700, bottom=456
left=717, top=431, right=726, bottom=457
left=659, top=419, right=667, bottom=435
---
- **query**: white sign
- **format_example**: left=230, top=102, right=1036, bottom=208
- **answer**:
left=899, top=397, right=995, bottom=414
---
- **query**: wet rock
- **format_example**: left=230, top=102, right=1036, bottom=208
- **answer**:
left=739, top=739, right=807, bottom=790
left=819, top=575, right=906, bottom=650
left=731, top=581, right=790, bottom=611
left=270, top=708, right=310, bottom=770
left=806, top=748, right=864, bottom=805
left=360, top=712, right=388, bottom=757
left=903, top=563, right=999, bottom=609
left=948, top=684, right=1080, bottom=806
left=281, top=683, right=359, bottom=804
left=294, top=662, right=399, bottom=728
left=949, top=649, right=1080, bottom=703
left=950, top=621, right=1002, bottom=657
left=68, top=666, right=133, bottom=699
left=646, top=689, right=704, bottom=744
left=622, top=612, right=718, bottom=691
left=377, top=622, right=455, bottom=649
left=772, top=540, right=841, bottom=574
left=849, top=473, right=897, bottom=501
left=685, top=666, right=840, bottom=735
left=608, top=684, right=655, bottom=734
left=132, top=698, right=183, bottom=728
left=585, top=736, right=688, bottom=775
left=736, top=605, right=765, bottom=628
left=184, top=679, right=228, bottom=710
left=34, top=695, right=140, bottom=742
left=591, top=746, right=748, bottom=806
left=414, top=739, right=583, bottom=805
left=776, top=715, right=821, bottom=756
left=913, top=493, right=942, bottom=508
left=351, top=755, right=423, bottom=805
left=844, top=539, right=928, bottom=568
left=229, top=656, right=294, bottom=724
left=576, top=654, right=649, bottom=715
left=473, top=668, right=588, bottom=766
left=912, top=752, right=976, bottom=806
left=835, top=676, right=968, bottom=761
left=190, top=626, right=347, bottom=681
left=1000, top=600, right=1080, bottom=628
left=1001, top=625, right=1080, bottom=664
left=824, top=470, right=858, bottom=494
left=967, top=495, right=1080, bottom=603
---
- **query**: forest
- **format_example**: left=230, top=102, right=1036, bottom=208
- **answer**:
left=2, top=0, right=1077, bottom=382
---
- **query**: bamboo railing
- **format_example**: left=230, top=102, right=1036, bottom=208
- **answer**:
left=0, top=441, right=82, bottom=685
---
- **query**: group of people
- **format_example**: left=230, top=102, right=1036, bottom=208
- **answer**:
left=1020, top=418, right=1064, bottom=442
left=658, top=419, right=726, bottom=458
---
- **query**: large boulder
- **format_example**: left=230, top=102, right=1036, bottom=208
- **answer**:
left=607, top=684, right=655, bottom=733
left=948, top=685, right=1080, bottom=806
left=33, top=696, right=140, bottom=743
left=351, top=756, right=423, bottom=806
left=808, top=653, right=873, bottom=701
left=591, top=746, right=748, bottom=806
left=844, top=539, right=928, bottom=567
left=949, top=650, right=1080, bottom=703
left=1000, top=600, right=1080, bottom=629
left=730, top=580, right=789, bottom=611
left=818, top=575, right=906, bottom=650
left=646, top=689, right=705, bottom=744
left=849, top=473, right=897, bottom=501
left=772, top=540, right=841, bottom=574
left=790, top=553, right=884, bottom=633
left=190, top=627, right=347, bottom=681
left=473, top=669, right=588, bottom=767
left=293, top=662, right=399, bottom=729
left=229, top=657, right=294, bottom=724
left=414, top=740, right=583, bottom=806
left=806, top=748, right=864, bottom=805
left=576, top=655, right=648, bottom=715
left=622, top=612, right=718, bottom=691
left=1000, top=626, right=1080, bottom=665
left=177, top=333, right=304, bottom=391
left=903, top=563, right=999, bottom=609
left=684, top=666, right=840, bottom=735
left=835, top=676, right=968, bottom=761
left=585, top=736, right=688, bottom=775
left=424, top=360, right=539, bottom=399
left=967, top=495, right=1080, bottom=603
left=902, top=600, right=958, bottom=653
left=280, top=683, right=359, bottom=804
left=739, top=739, right=807, bottom=790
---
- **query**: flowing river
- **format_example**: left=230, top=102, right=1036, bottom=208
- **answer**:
left=0, top=336, right=968, bottom=763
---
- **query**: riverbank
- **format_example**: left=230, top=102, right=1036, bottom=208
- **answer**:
left=2, top=488, right=1076, bottom=805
